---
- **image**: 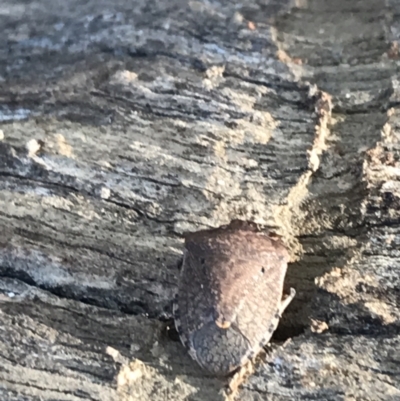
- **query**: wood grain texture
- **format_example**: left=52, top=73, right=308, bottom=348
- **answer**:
left=0, top=0, right=399, bottom=399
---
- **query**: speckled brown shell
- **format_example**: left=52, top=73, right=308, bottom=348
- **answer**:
left=173, top=220, right=291, bottom=375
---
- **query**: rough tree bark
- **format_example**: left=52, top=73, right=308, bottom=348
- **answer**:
left=0, top=0, right=399, bottom=400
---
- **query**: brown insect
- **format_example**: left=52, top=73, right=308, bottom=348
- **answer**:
left=173, top=220, right=295, bottom=375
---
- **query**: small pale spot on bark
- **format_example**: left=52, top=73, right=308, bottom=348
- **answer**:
left=101, top=187, right=111, bottom=199
left=55, top=134, right=73, bottom=157
left=310, top=319, right=329, bottom=333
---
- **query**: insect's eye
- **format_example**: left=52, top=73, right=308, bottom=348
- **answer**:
left=200, top=258, right=205, bottom=264
left=261, top=267, right=265, bottom=274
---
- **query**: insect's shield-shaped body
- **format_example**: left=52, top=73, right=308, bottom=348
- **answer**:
left=173, top=220, right=295, bottom=375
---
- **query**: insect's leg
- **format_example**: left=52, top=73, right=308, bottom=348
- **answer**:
left=278, top=288, right=295, bottom=317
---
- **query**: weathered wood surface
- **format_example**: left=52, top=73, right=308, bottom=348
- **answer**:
left=0, top=0, right=399, bottom=400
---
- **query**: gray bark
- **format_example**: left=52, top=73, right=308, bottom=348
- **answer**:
left=0, top=0, right=399, bottom=400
